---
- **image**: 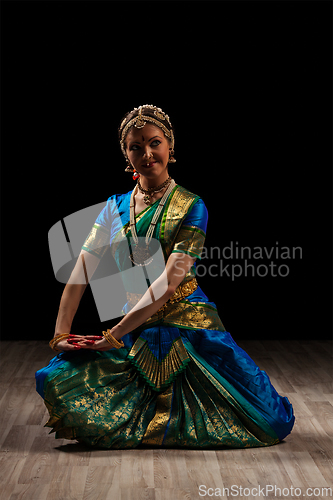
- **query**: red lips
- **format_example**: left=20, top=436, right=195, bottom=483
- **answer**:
left=142, top=161, right=157, bottom=168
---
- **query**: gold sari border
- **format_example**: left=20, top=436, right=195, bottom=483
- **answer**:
left=181, top=224, right=206, bottom=238
left=160, top=184, right=180, bottom=244
left=93, top=223, right=109, bottom=234
left=172, top=226, right=206, bottom=260
left=172, top=249, right=201, bottom=259
left=141, top=383, right=174, bottom=446
left=160, top=185, right=200, bottom=260
left=82, top=223, right=110, bottom=259
left=162, top=300, right=226, bottom=331
left=133, top=300, right=226, bottom=332
left=126, top=278, right=198, bottom=314
left=128, top=337, right=191, bottom=392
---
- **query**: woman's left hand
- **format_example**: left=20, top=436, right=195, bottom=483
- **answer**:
left=66, top=334, right=115, bottom=351
left=83, top=338, right=115, bottom=351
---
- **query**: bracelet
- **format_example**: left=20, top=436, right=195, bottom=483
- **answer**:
left=49, top=333, right=70, bottom=352
left=102, top=329, right=125, bottom=349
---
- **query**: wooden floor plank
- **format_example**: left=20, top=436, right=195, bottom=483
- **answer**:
left=82, top=466, right=121, bottom=500
left=8, top=483, right=51, bottom=500
left=48, top=465, right=89, bottom=500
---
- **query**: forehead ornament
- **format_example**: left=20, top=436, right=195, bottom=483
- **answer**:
left=133, top=106, right=146, bottom=129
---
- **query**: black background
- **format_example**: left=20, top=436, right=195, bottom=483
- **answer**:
left=1, top=1, right=332, bottom=341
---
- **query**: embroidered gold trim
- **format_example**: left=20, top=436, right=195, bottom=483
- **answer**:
left=141, top=383, right=174, bottom=446
left=125, top=278, right=198, bottom=312
left=162, top=301, right=225, bottom=331
left=128, top=337, right=190, bottom=391
left=160, top=186, right=199, bottom=260
left=82, top=223, right=110, bottom=259
left=138, top=300, right=226, bottom=332
left=172, top=226, right=206, bottom=260
left=157, top=278, right=198, bottom=313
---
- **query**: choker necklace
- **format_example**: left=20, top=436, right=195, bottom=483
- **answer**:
left=137, top=175, right=172, bottom=205
left=129, top=179, right=176, bottom=266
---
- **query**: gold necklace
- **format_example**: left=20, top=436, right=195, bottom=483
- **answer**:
left=137, top=175, right=172, bottom=205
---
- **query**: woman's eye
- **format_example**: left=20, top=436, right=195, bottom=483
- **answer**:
left=130, top=140, right=160, bottom=151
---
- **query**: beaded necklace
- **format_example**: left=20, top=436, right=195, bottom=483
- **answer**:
left=129, top=179, right=176, bottom=266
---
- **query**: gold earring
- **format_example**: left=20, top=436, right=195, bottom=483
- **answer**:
left=125, top=159, right=135, bottom=172
left=168, top=149, right=176, bottom=163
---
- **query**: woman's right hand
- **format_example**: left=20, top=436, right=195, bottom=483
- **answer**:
left=54, top=334, right=104, bottom=352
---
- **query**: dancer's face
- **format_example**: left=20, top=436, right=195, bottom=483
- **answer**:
left=125, top=123, right=171, bottom=182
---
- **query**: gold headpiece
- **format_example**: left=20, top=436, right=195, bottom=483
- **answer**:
left=120, top=105, right=174, bottom=157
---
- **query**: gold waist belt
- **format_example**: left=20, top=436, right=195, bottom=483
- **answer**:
left=164, top=277, right=198, bottom=305
left=126, top=278, right=198, bottom=312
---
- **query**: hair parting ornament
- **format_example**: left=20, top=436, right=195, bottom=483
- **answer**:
left=119, top=104, right=175, bottom=158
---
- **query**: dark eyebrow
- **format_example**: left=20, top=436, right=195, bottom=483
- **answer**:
left=129, top=135, right=162, bottom=147
left=148, top=135, right=163, bottom=142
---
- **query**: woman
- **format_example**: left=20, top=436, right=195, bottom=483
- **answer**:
left=36, top=105, right=295, bottom=449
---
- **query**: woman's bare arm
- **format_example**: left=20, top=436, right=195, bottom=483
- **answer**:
left=90, top=252, right=196, bottom=348
left=53, top=250, right=103, bottom=350
left=54, top=250, right=195, bottom=351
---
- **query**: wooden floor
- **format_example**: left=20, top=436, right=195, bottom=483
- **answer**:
left=0, top=340, right=332, bottom=500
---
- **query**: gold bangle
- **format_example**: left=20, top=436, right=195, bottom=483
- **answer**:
left=102, top=329, right=124, bottom=349
left=49, top=333, right=70, bottom=352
